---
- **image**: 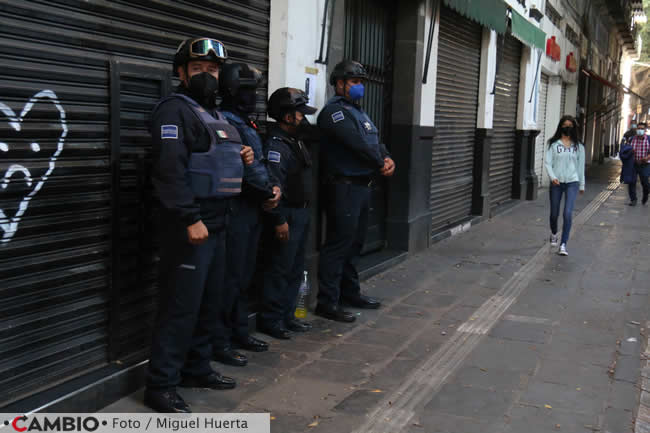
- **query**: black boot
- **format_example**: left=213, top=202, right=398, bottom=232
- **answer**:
left=179, top=372, right=236, bottom=390
left=213, top=346, right=248, bottom=367
left=314, top=303, right=356, bottom=323
left=144, top=389, right=191, bottom=413
left=285, top=318, right=312, bottom=332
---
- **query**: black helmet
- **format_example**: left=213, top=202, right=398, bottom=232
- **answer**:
left=329, top=60, right=368, bottom=86
left=173, top=37, right=228, bottom=76
left=267, top=88, right=317, bottom=121
left=220, top=63, right=263, bottom=97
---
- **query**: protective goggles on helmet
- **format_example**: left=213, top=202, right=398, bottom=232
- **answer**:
left=189, top=38, right=227, bottom=60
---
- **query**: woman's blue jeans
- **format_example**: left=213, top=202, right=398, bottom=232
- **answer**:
left=549, top=182, right=579, bottom=245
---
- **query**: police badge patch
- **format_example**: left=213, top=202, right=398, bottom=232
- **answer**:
left=363, top=122, right=372, bottom=131
left=161, top=125, right=178, bottom=139
left=216, top=130, right=228, bottom=139
left=331, top=111, right=345, bottom=123
left=268, top=151, right=281, bottom=163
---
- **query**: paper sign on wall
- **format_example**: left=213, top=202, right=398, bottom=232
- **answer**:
left=304, top=67, right=318, bottom=106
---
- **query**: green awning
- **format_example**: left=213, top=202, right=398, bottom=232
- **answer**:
left=510, top=9, right=546, bottom=51
left=443, top=0, right=508, bottom=34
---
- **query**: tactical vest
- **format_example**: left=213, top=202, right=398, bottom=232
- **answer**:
left=273, top=135, right=313, bottom=205
left=156, top=93, right=244, bottom=199
left=221, top=110, right=273, bottom=197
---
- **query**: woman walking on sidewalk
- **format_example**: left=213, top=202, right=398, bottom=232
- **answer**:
left=545, top=115, right=585, bottom=256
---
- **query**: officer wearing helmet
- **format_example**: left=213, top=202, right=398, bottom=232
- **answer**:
left=145, top=37, right=254, bottom=413
left=212, top=63, right=282, bottom=366
left=316, top=60, right=395, bottom=323
left=258, top=88, right=316, bottom=340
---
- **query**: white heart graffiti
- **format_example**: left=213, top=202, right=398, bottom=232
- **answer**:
left=0, top=90, right=68, bottom=243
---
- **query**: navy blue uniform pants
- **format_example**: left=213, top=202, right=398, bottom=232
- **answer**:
left=146, top=214, right=226, bottom=390
left=317, top=183, right=370, bottom=306
left=260, top=206, right=311, bottom=325
left=214, top=197, right=262, bottom=348
left=627, top=163, right=650, bottom=202
left=549, top=182, right=579, bottom=245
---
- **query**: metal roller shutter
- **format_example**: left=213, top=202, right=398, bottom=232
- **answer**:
left=489, top=34, right=522, bottom=211
left=560, top=82, right=567, bottom=116
left=535, top=74, right=549, bottom=187
left=430, top=6, right=482, bottom=234
left=0, top=0, right=270, bottom=407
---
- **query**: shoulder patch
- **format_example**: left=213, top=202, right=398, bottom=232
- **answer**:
left=268, top=150, right=281, bottom=163
left=331, top=111, right=345, bottom=123
left=161, top=125, right=178, bottom=139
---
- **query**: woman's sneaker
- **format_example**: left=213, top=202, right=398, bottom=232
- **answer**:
left=550, top=233, right=559, bottom=247
left=558, top=244, right=568, bottom=256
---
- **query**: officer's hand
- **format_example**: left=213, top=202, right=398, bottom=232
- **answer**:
left=552, top=179, right=560, bottom=186
left=241, top=145, right=254, bottom=166
left=263, top=186, right=282, bottom=211
left=187, top=220, right=209, bottom=245
left=275, top=222, right=289, bottom=242
left=380, top=157, right=396, bottom=177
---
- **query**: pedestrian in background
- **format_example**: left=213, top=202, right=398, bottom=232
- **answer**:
left=545, top=115, right=585, bottom=257
left=624, top=121, right=650, bottom=206
left=623, top=121, right=638, bottom=145
left=620, top=141, right=636, bottom=187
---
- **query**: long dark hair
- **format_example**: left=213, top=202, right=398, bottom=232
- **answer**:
left=548, top=115, right=580, bottom=148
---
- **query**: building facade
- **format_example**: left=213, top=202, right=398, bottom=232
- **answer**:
left=0, top=0, right=642, bottom=414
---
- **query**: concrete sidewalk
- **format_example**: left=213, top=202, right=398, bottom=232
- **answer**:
left=104, top=160, right=649, bottom=433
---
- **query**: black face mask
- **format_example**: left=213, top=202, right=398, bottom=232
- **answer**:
left=560, top=126, right=573, bottom=137
left=296, top=116, right=311, bottom=138
left=235, top=87, right=257, bottom=114
left=188, top=72, right=219, bottom=108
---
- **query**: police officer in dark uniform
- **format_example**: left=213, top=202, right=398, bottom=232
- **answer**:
left=212, top=63, right=282, bottom=366
left=258, top=88, right=317, bottom=339
left=145, top=37, right=255, bottom=413
left=316, top=60, right=395, bottom=323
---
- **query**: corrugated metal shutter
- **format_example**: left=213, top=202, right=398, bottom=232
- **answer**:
left=535, top=74, right=549, bottom=187
left=0, top=0, right=270, bottom=407
left=489, top=34, right=522, bottom=211
left=431, top=6, right=482, bottom=234
left=560, top=82, right=567, bottom=116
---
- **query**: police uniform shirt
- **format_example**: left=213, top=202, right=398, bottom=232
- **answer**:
left=317, top=95, right=390, bottom=178
left=264, top=125, right=312, bottom=226
left=150, top=85, right=229, bottom=231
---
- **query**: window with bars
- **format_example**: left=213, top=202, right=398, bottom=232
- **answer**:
left=545, top=3, right=562, bottom=29
left=565, top=25, right=580, bottom=46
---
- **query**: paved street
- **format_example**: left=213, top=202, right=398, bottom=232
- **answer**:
left=105, top=160, right=649, bottom=433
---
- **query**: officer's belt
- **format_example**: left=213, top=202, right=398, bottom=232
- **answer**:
left=330, top=175, right=373, bottom=187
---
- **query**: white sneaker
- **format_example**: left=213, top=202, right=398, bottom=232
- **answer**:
left=558, top=244, right=568, bottom=256
left=550, top=233, right=559, bottom=247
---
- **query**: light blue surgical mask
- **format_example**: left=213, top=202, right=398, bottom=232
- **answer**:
left=348, top=83, right=365, bottom=101
left=637, top=129, right=645, bottom=136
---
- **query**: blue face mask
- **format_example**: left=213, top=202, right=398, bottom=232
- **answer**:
left=348, top=83, right=365, bottom=101
left=637, top=129, right=646, bottom=136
